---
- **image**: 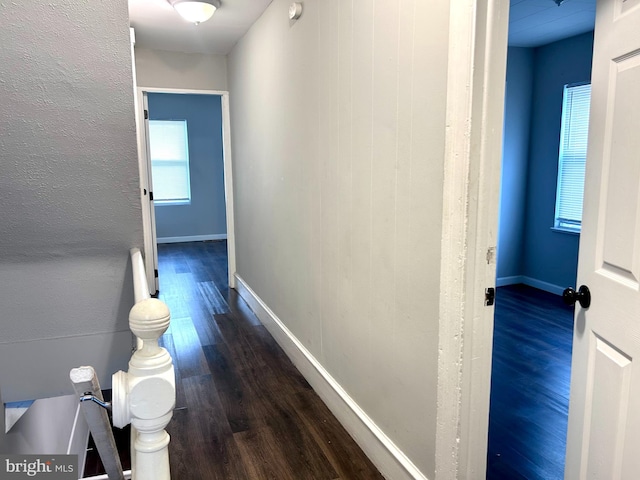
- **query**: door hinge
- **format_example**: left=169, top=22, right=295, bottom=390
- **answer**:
left=149, top=191, right=154, bottom=201
left=485, top=287, right=495, bottom=306
left=144, top=109, right=149, bottom=120
left=154, top=269, right=159, bottom=278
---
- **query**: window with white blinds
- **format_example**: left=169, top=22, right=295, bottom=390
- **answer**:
left=148, top=120, right=191, bottom=204
left=554, top=83, right=591, bottom=233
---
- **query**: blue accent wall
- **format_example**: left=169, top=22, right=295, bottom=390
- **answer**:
left=497, top=47, right=534, bottom=280
left=522, top=32, right=593, bottom=290
left=147, top=93, right=227, bottom=239
left=497, top=32, right=594, bottom=293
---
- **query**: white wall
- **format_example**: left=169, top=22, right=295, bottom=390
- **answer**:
left=134, top=47, right=228, bottom=90
left=0, top=0, right=142, bottom=403
left=228, top=0, right=450, bottom=477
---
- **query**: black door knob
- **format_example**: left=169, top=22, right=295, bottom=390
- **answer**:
left=563, top=285, right=591, bottom=309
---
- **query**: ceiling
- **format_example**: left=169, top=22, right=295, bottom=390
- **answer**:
left=129, top=0, right=596, bottom=55
left=129, top=0, right=273, bottom=55
left=509, top=0, right=596, bottom=47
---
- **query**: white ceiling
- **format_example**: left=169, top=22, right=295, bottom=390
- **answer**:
left=509, top=0, right=596, bottom=47
left=129, top=0, right=273, bottom=55
left=129, top=0, right=596, bottom=56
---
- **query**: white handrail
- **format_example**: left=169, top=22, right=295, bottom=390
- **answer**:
left=130, top=248, right=151, bottom=304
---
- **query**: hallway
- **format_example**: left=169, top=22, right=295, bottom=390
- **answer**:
left=156, top=241, right=384, bottom=479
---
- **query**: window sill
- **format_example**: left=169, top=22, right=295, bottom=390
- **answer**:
left=155, top=200, right=191, bottom=207
left=551, top=226, right=580, bottom=236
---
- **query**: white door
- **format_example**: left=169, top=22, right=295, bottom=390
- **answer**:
left=565, top=0, right=640, bottom=478
left=142, top=92, right=159, bottom=294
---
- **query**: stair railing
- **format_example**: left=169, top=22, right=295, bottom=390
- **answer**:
left=111, top=248, right=175, bottom=480
left=72, top=248, right=174, bottom=480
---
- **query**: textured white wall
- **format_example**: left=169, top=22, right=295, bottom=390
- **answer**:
left=0, top=1, right=142, bottom=402
left=228, top=0, right=449, bottom=476
left=134, top=47, right=228, bottom=90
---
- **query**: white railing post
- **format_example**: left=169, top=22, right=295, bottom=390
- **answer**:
left=112, top=298, right=175, bottom=480
left=108, top=249, right=175, bottom=480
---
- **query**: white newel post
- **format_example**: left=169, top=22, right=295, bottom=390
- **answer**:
left=112, top=298, right=175, bottom=480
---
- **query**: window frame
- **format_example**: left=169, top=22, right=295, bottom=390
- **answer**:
left=553, top=81, right=591, bottom=235
left=148, top=119, right=192, bottom=206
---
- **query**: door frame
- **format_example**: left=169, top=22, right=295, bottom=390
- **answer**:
left=134, top=87, right=237, bottom=292
left=437, top=0, right=510, bottom=478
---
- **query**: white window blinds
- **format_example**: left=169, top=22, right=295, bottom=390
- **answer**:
left=554, top=83, right=591, bottom=233
left=148, top=120, right=191, bottom=204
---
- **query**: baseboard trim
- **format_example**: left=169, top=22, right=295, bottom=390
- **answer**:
left=521, top=276, right=564, bottom=296
left=234, top=274, right=429, bottom=480
left=156, top=234, right=227, bottom=244
left=495, top=275, right=564, bottom=296
left=495, top=275, right=524, bottom=287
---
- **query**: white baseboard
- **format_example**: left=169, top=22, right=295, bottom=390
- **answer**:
left=521, top=276, right=564, bottom=296
left=495, top=275, right=564, bottom=295
left=495, top=275, right=524, bottom=287
left=234, top=274, right=429, bottom=480
left=157, top=234, right=227, bottom=244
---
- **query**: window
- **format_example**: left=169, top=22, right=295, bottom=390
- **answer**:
left=554, top=83, right=591, bottom=233
left=148, top=120, right=191, bottom=205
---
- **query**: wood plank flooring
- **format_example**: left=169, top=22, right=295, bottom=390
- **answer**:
left=86, top=241, right=383, bottom=480
left=486, top=284, right=574, bottom=480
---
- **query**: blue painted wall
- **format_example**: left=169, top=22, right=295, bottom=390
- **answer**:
left=497, top=32, right=594, bottom=293
left=497, top=47, right=534, bottom=280
left=522, top=32, right=593, bottom=290
left=147, top=93, right=227, bottom=239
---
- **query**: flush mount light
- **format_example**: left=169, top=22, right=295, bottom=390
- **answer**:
left=168, top=0, right=221, bottom=25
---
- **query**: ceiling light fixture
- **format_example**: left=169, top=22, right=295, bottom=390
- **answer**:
left=168, top=0, right=221, bottom=25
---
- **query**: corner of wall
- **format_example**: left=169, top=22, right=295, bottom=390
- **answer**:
left=497, top=47, right=536, bottom=280
left=520, top=32, right=593, bottom=289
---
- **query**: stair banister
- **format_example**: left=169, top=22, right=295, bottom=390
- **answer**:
left=111, top=248, right=175, bottom=480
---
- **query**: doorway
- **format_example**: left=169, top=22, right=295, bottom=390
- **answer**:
left=135, top=87, right=237, bottom=295
left=488, top=30, right=594, bottom=479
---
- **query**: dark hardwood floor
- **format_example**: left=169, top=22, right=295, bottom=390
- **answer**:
left=86, top=240, right=383, bottom=479
left=486, top=284, right=574, bottom=480
left=85, top=243, right=573, bottom=479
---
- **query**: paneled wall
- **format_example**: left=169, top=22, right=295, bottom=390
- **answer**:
left=228, top=0, right=451, bottom=476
